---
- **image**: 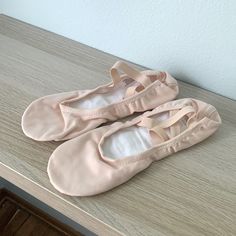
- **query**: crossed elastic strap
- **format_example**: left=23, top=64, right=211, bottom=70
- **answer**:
left=138, top=106, right=196, bottom=142
left=110, top=61, right=155, bottom=97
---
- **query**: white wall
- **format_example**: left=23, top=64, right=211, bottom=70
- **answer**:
left=1, top=0, right=236, bottom=99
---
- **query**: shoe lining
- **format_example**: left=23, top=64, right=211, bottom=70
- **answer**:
left=102, top=112, right=174, bottom=160
left=70, top=79, right=138, bottom=109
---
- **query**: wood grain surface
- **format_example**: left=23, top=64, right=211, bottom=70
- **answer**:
left=0, top=14, right=235, bottom=236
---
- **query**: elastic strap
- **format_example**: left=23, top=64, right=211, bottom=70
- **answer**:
left=154, top=106, right=195, bottom=129
left=110, top=61, right=141, bottom=85
left=138, top=106, right=195, bottom=141
left=150, top=126, right=170, bottom=142
left=110, top=61, right=155, bottom=96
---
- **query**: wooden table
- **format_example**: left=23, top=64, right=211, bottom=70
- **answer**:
left=0, top=14, right=235, bottom=236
